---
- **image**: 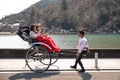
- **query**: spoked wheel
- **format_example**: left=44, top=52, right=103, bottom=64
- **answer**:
left=39, top=52, right=59, bottom=65
left=25, top=45, right=51, bottom=73
left=50, top=52, right=59, bottom=65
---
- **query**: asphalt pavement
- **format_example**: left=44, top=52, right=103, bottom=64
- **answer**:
left=0, top=58, right=120, bottom=80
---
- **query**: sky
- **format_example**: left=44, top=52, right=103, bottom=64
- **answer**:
left=0, top=0, right=40, bottom=19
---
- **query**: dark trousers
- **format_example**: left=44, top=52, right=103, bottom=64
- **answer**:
left=74, top=53, right=85, bottom=70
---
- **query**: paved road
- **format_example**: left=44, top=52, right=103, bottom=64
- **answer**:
left=0, top=59, right=120, bottom=71
left=0, top=71, right=120, bottom=80
left=0, top=59, right=120, bottom=80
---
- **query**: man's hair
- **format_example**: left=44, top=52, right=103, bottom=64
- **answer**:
left=79, top=31, right=85, bottom=36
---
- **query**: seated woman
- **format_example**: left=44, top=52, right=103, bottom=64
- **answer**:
left=29, top=23, right=61, bottom=53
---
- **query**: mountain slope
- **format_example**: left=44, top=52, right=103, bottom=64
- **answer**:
left=0, top=0, right=120, bottom=33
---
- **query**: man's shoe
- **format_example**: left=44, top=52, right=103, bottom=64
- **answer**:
left=70, top=66, right=76, bottom=69
left=79, top=69, right=85, bottom=72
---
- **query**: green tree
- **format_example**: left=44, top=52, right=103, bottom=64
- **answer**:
left=61, top=0, right=68, bottom=11
left=20, top=6, right=41, bottom=26
left=28, top=6, right=41, bottom=26
left=60, top=0, right=70, bottom=30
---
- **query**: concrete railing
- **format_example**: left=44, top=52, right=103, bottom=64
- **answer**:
left=61, top=48, right=120, bottom=58
left=0, top=48, right=120, bottom=58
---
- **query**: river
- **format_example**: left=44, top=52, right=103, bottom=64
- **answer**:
left=0, top=34, right=120, bottom=49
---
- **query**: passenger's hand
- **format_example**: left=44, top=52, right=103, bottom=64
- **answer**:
left=44, top=34, right=47, bottom=36
left=38, top=33, right=42, bottom=36
left=46, top=33, right=49, bottom=35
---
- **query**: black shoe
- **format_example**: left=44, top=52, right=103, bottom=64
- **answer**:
left=70, top=66, right=76, bottom=69
left=79, top=69, right=85, bottom=72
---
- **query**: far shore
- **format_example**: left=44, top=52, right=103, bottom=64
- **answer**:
left=0, top=31, right=120, bottom=35
left=0, top=32, right=16, bottom=35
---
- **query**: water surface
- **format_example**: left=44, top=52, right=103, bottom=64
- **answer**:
left=0, top=34, right=120, bottom=49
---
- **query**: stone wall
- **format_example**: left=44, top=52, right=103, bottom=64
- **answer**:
left=0, top=49, right=120, bottom=58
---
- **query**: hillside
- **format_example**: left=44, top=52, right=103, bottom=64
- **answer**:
left=0, top=0, right=120, bottom=33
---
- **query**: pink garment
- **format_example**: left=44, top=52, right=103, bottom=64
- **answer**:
left=35, top=36, right=61, bottom=53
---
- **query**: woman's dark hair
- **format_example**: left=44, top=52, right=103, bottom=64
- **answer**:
left=79, top=31, right=85, bottom=36
left=30, top=24, right=36, bottom=31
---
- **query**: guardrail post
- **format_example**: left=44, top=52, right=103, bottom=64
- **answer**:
left=95, top=52, right=98, bottom=68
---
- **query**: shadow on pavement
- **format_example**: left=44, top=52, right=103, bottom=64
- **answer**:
left=8, top=71, right=60, bottom=80
left=79, top=72, right=92, bottom=80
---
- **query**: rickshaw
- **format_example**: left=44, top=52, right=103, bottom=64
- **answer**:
left=16, top=26, right=59, bottom=73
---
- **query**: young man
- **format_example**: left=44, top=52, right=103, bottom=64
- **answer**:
left=70, top=31, right=89, bottom=72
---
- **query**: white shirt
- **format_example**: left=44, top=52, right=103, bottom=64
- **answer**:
left=29, top=31, right=38, bottom=39
left=78, top=37, right=89, bottom=53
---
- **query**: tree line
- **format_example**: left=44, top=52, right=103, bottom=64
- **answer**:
left=1, top=0, right=120, bottom=33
